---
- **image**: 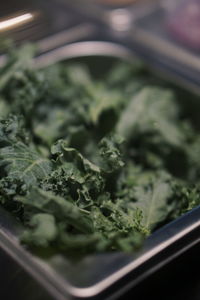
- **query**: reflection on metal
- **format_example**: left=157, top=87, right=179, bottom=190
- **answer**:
left=35, top=41, right=133, bottom=68
left=38, top=24, right=95, bottom=53
left=0, top=13, right=34, bottom=31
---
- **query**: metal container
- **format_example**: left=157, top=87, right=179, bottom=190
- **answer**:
left=0, top=40, right=200, bottom=300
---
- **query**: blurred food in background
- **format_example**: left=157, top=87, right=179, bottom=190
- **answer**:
left=167, top=0, right=200, bottom=50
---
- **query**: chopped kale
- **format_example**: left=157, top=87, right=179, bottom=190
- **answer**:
left=0, top=45, right=200, bottom=255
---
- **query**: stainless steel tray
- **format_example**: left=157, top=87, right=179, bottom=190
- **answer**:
left=0, top=40, right=200, bottom=300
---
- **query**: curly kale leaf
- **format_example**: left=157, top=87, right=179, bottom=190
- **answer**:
left=22, top=213, right=57, bottom=247
left=99, top=134, right=124, bottom=173
left=0, top=116, right=52, bottom=186
left=130, top=174, right=174, bottom=231
left=50, top=139, right=104, bottom=207
left=0, top=115, right=30, bottom=145
left=117, top=87, right=185, bottom=147
left=0, top=142, right=52, bottom=186
left=17, top=188, right=93, bottom=234
left=0, top=44, right=35, bottom=91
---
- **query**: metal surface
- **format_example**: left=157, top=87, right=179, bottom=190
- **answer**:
left=0, top=39, right=200, bottom=300
left=35, top=40, right=133, bottom=68
left=0, top=0, right=96, bottom=51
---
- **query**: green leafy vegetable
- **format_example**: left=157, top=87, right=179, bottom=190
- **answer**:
left=0, top=44, right=200, bottom=256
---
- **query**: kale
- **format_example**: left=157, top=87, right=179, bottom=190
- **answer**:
left=0, top=45, right=200, bottom=256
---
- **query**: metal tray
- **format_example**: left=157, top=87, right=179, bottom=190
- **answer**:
left=0, top=40, right=200, bottom=300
